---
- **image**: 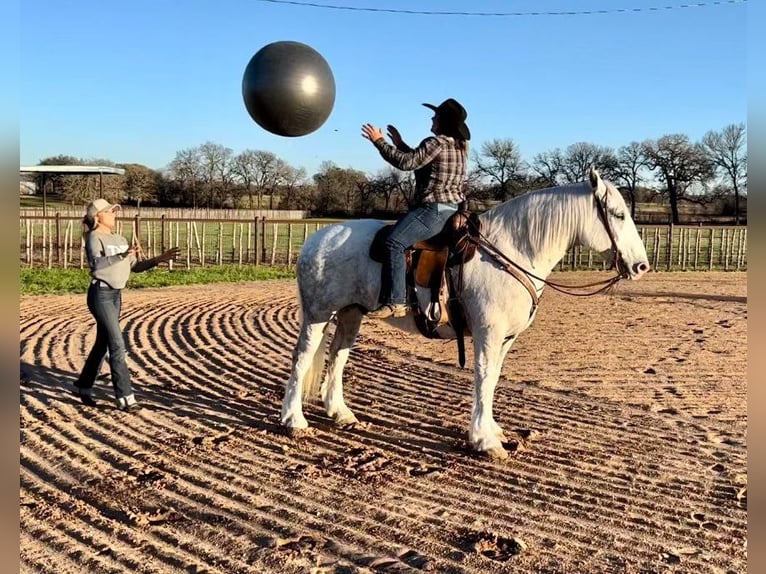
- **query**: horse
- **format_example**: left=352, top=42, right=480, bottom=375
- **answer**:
left=280, top=168, right=650, bottom=459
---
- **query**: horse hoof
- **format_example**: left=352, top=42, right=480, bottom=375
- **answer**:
left=285, top=426, right=310, bottom=438
left=333, top=415, right=359, bottom=428
left=482, top=446, right=509, bottom=461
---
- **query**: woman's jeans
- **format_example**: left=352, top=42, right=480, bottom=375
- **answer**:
left=75, top=282, right=134, bottom=399
left=383, top=202, right=459, bottom=305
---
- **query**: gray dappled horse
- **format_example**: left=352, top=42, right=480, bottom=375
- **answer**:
left=281, top=169, right=650, bottom=459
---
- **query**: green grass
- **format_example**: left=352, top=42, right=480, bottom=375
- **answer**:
left=20, top=265, right=296, bottom=295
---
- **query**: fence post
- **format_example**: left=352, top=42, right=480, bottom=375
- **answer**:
left=55, top=212, right=61, bottom=267
left=134, top=214, right=141, bottom=253
left=270, top=223, right=279, bottom=265
left=694, top=228, right=701, bottom=270
left=287, top=223, right=294, bottom=267
left=666, top=224, right=673, bottom=271
left=260, top=218, right=267, bottom=265
left=160, top=214, right=166, bottom=253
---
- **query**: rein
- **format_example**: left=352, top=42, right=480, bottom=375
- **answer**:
left=474, top=234, right=624, bottom=297
left=463, top=185, right=628, bottom=303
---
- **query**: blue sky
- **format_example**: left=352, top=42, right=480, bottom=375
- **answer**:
left=19, top=0, right=747, bottom=177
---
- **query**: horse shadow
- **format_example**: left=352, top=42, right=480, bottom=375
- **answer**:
left=18, top=361, right=494, bottom=462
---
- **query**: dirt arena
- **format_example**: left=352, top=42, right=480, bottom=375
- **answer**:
left=20, top=271, right=747, bottom=574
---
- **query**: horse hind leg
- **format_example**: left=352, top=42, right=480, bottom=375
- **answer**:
left=323, top=305, right=363, bottom=427
left=281, top=320, right=330, bottom=434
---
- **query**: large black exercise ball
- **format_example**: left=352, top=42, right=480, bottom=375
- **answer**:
left=242, top=41, right=336, bottom=137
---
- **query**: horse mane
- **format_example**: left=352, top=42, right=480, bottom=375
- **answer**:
left=478, top=180, right=595, bottom=263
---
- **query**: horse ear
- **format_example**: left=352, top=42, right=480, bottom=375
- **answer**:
left=589, top=167, right=606, bottom=200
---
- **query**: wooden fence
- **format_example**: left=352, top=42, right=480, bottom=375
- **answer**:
left=19, top=214, right=747, bottom=272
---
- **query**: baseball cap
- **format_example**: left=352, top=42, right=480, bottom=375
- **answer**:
left=86, top=199, right=121, bottom=219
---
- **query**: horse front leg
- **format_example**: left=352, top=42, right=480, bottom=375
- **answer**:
left=470, top=328, right=509, bottom=460
left=490, top=335, right=516, bottom=443
left=323, top=306, right=363, bottom=427
left=281, top=321, right=328, bottom=434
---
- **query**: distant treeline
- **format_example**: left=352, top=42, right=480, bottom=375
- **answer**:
left=22, top=122, right=746, bottom=225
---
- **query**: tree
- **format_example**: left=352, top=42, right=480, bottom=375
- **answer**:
left=530, top=149, right=564, bottom=188
left=168, top=147, right=203, bottom=207
left=198, top=142, right=234, bottom=208
left=558, top=142, right=619, bottom=184
left=473, top=138, right=525, bottom=200
left=121, top=163, right=160, bottom=209
left=362, top=168, right=404, bottom=213
left=313, top=161, right=368, bottom=216
left=701, top=123, right=747, bottom=224
left=277, top=163, right=308, bottom=210
left=232, top=149, right=281, bottom=210
left=642, top=134, right=715, bottom=224
left=614, top=142, right=649, bottom=220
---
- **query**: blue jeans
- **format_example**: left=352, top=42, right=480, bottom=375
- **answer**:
left=383, top=202, right=459, bottom=305
left=75, top=282, right=134, bottom=399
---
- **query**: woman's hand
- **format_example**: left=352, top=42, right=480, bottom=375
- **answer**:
left=158, top=247, right=180, bottom=263
left=361, top=123, right=385, bottom=143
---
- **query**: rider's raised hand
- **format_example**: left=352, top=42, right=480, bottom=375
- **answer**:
left=361, top=123, right=385, bottom=143
left=386, top=125, right=404, bottom=147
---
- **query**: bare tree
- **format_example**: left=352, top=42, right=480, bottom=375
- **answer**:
left=361, top=168, right=399, bottom=213
left=642, top=134, right=715, bottom=224
left=198, top=142, right=234, bottom=208
left=559, top=142, right=619, bottom=184
left=530, top=149, right=564, bottom=188
left=277, top=163, right=308, bottom=210
left=168, top=147, right=203, bottom=207
left=701, top=123, right=747, bottom=224
left=614, top=142, right=649, bottom=219
left=473, top=138, right=525, bottom=200
left=232, top=149, right=287, bottom=210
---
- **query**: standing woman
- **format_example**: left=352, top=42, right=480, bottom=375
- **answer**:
left=361, top=97, right=470, bottom=318
left=73, top=199, right=179, bottom=411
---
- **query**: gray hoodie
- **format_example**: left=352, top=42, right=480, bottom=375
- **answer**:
left=85, top=230, right=138, bottom=289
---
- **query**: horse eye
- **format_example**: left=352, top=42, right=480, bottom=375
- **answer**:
left=613, top=212, right=625, bottom=221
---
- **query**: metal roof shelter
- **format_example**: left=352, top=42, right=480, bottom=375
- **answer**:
left=19, top=165, right=126, bottom=216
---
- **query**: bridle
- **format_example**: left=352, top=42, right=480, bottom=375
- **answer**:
left=463, top=183, right=629, bottom=314
left=592, top=184, right=630, bottom=279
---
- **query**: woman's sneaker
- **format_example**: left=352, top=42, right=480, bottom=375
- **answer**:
left=367, top=304, right=408, bottom=319
left=116, top=394, right=142, bottom=412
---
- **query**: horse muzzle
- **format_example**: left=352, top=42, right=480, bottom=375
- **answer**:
left=629, top=261, right=650, bottom=280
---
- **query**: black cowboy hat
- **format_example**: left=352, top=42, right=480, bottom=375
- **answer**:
left=422, top=98, right=471, bottom=141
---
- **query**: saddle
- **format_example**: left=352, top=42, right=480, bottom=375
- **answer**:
left=369, top=210, right=482, bottom=367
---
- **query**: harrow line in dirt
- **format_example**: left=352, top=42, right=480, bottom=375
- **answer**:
left=78, top=419, right=475, bottom=573
left=22, top=431, right=256, bottom=574
left=21, top=456, right=204, bottom=574
left=261, top=419, right=744, bottom=554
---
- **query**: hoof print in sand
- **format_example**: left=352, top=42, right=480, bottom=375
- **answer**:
left=461, top=530, right=526, bottom=562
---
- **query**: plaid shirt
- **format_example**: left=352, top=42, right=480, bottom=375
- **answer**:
left=373, top=134, right=467, bottom=205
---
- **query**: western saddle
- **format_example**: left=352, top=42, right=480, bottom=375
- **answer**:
left=369, top=210, right=481, bottom=366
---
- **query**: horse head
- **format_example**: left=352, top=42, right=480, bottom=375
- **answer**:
left=585, top=168, right=650, bottom=280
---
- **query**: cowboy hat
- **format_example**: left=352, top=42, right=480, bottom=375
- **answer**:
left=422, top=98, right=471, bottom=140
